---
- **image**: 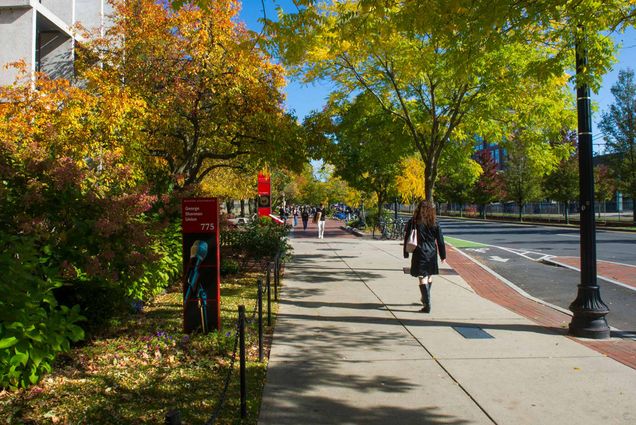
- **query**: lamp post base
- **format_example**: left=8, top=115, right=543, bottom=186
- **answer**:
left=568, top=284, right=610, bottom=339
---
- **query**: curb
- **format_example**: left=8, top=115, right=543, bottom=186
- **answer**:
left=339, top=225, right=365, bottom=237
left=540, top=256, right=636, bottom=292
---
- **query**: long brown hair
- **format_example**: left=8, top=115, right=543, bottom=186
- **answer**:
left=413, top=200, right=436, bottom=227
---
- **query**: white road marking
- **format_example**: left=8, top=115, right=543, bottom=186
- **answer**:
left=489, top=256, right=509, bottom=263
left=466, top=248, right=490, bottom=253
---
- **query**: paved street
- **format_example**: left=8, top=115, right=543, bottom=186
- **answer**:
left=440, top=218, right=636, bottom=335
left=439, top=218, right=636, bottom=265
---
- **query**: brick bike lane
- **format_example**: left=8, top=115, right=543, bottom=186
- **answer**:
left=445, top=246, right=636, bottom=370
left=546, top=256, right=636, bottom=289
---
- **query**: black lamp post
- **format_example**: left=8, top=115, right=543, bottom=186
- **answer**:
left=360, top=200, right=366, bottom=227
left=568, top=27, right=610, bottom=339
left=394, top=197, right=399, bottom=220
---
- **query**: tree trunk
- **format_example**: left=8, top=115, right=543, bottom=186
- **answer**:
left=424, top=165, right=436, bottom=202
left=240, top=199, right=245, bottom=217
left=377, top=192, right=385, bottom=221
left=518, top=203, right=523, bottom=222
left=565, top=201, right=570, bottom=225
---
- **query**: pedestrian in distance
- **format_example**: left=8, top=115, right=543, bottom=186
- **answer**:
left=403, top=200, right=446, bottom=313
left=293, top=206, right=299, bottom=227
left=301, top=207, right=309, bottom=231
left=315, top=203, right=326, bottom=239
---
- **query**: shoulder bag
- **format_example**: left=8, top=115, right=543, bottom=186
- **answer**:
left=405, top=224, right=417, bottom=253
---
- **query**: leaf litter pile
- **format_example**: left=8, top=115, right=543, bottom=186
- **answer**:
left=0, top=273, right=273, bottom=424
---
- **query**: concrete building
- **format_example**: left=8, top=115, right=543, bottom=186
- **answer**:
left=0, top=0, right=113, bottom=86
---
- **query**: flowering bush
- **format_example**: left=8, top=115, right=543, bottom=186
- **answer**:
left=0, top=67, right=177, bottom=388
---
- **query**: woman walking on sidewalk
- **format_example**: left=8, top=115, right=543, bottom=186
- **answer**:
left=403, top=200, right=446, bottom=313
left=315, top=203, right=326, bottom=239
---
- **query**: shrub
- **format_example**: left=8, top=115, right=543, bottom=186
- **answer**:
left=125, top=221, right=182, bottom=303
left=0, top=233, right=85, bottom=390
left=222, top=217, right=291, bottom=269
left=347, top=218, right=366, bottom=229
left=220, top=258, right=240, bottom=276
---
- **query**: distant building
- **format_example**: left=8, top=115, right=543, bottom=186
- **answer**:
left=474, top=135, right=507, bottom=170
left=0, top=0, right=113, bottom=86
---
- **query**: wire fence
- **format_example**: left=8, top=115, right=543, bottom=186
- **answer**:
left=165, top=253, right=283, bottom=425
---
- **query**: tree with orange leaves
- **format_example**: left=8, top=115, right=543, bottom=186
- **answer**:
left=80, top=0, right=305, bottom=192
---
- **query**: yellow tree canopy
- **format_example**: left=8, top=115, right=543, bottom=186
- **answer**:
left=395, top=155, right=426, bottom=203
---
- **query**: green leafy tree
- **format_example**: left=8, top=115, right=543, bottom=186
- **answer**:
left=268, top=0, right=604, bottom=201
left=542, top=131, right=579, bottom=224
left=436, top=142, right=482, bottom=215
left=594, top=164, right=618, bottom=219
left=543, top=154, right=579, bottom=224
left=307, top=93, right=412, bottom=218
left=502, top=142, right=544, bottom=222
left=473, top=150, right=504, bottom=218
left=599, top=68, right=636, bottom=224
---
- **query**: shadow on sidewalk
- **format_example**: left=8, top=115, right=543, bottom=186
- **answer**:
left=280, top=299, right=385, bottom=311
left=284, top=266, right=386, bottom=284
left=278, top=310, right=568, bottom=337
left=264, top=322, right=476, bottom=424
left=262, top=389, right=474, bottom=425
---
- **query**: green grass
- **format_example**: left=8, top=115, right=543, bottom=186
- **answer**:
left=0, top=272, right=277, bottom=425
left=444, top=236, right=489, bottom=249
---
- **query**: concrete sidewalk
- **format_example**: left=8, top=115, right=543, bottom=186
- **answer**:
left=259, top=223, right=636, bottom=424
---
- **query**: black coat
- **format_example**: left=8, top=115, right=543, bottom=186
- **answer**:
left=403, top=219, right=446, bottom=277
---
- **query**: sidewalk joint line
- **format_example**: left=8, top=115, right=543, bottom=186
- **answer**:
left=327, top=241, right=500, bottom=425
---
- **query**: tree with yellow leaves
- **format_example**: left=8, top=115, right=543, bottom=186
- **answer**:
left=395, top=155, right=425, bottom=204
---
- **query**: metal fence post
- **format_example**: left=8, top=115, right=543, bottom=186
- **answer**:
left=257, top=278, right=263, bottom=362
left=238, top=305, right=247, bottom=418
left=266, top=262, right=272, bottom=326
left=274, top=253, right=279, bottom=301
left=165, top=410, right=182, bottom=425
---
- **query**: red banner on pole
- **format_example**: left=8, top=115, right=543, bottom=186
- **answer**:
left=257, top=172, right=271, bottom=217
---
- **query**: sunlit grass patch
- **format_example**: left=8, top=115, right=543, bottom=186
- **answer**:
left=444, top=236, right=489, bottom=249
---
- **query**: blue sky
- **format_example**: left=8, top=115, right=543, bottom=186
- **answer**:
left=239, top=1, right=636, bottom=152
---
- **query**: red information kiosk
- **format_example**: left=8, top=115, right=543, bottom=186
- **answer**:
left=181, top=198, right=221, bottom=333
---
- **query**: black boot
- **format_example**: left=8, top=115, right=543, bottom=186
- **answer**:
left=418, top=284, right=430, bottom=313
